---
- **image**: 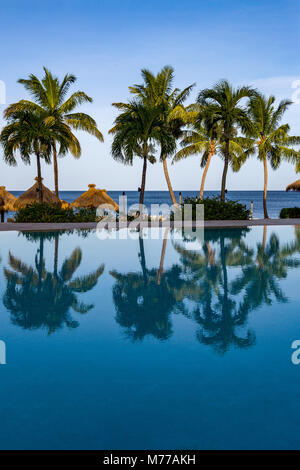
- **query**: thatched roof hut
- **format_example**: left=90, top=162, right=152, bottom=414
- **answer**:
left=14, top=178, right=59, bottom=210
left=286, top=180, right=300, bottom=192
left=0, top=186, right=17, bottom=211
left=71, top=184, right=119, bottom=210
left=60, top=200, right=70, bottom=209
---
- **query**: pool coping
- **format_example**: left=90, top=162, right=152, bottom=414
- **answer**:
left=0, top=218, right=300, bottom=232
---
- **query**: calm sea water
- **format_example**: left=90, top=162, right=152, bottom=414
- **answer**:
left=0, top=226, right=300, bottom=449
left=9, top=190, right=300, bottom=219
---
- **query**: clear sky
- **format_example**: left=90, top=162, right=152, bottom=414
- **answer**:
left=0, top=0, right=299, bottom=191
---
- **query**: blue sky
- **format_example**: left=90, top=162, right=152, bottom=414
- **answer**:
left=0, top=0, right=299, bottom=190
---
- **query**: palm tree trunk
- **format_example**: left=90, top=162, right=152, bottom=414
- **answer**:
left=263, top=155, right=269, bottom=219
left=36, top=152, right=43, bottom=203
left=262, top=225, right=267, bottom=251
left=54, top=235, right=59, bottom=279
left=220, top=233, right=231, bottom=332
left=162, top=155, right=177, bottom=205
left=138, top=235, right=147, bottom=285
left=200, top=149, right=214, bottom=200
left=139, top=155, right=147, bottom=206
left=157, top=228, right=169, bottom=285
left=221, top=140, right=229, bottom=202
left=53, top=140, right=59, bottom=199
left=38, top=234, right=44, bottom=290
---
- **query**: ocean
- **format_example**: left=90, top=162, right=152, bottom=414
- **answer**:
left=6, top=190, right=300, bottom=220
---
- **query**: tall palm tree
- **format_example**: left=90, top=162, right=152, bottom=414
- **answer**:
left=129, top=66, right=194, bottom=205
left=109, top=100, right=173, bottom=206
left=198, top=80, right=256, bottom=201
left=0, top=110, right=57, bottom=202
left=174, top=112, right=222, bottom=199
left=174, top=111, right=254, bottom=199
left=5, top=67, right=104, bottom=198
left=247, top=93, right=300, bottom=218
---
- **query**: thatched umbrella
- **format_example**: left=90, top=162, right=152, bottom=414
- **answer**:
left=286, top=180, right=300, bottom=192
left=0, top=186, right=17, bottom=211
left=14, top=177, right=59, bottom=210
left=60, top=200, right=70, bottom=209
left=0, top=186, right=17, bottom=222
left=71, top=184, right=119, bottom=211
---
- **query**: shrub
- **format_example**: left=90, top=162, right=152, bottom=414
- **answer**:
left=179, top=197, right=250, bottom=221
left=280, top=207, right=300, bottom=219
left=14, top=203, right=97, bottom=223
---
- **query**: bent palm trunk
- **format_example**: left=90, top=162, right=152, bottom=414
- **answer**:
left=53, top=140, right=59, bottom=199
left=162, top=155, right=177, bottom=206
left=36, top=152, right=43, bottom=203
left=262, top=225, right=268, bottom=250
left=263, top=155, right=269, bottom=219
left=157, top=228, right=169, bottom=285
left=199, top=148, right=214, bottom=200
left=139, top=155, right=147, bottom=207
left=221, top=140, right=229, bottom=202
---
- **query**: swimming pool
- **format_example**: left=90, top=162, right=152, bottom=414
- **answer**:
left=0, top=226, right=300, bottom=450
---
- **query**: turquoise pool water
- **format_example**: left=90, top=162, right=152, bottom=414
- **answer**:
left=0, top=226, right=300, bottom=450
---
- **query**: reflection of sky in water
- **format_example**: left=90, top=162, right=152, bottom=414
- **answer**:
left=0, top=226, right=300, bottom=449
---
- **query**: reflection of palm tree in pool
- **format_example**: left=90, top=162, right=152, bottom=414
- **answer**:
left=111, top=227, right=300, bottom=349
left=231, top=227, right=300, bottom=313
left=174, top=229, right=256, bottom=354
left=198, top=232, right=255, bottom=353
left=176, top=227, right=300, bottom=353
left=110, top=232, right=185, bottom=341
left=3, top=232, right=104, bottom=334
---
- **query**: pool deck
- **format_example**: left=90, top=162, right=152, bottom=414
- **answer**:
left=0, top=218, right=299, bottom=232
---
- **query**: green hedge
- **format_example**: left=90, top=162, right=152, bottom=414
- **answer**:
left=280, top=207, right=300, bottom=219
left=180, top=197, right=250, bottom=221
left=14, top=203, right=97, bottom=223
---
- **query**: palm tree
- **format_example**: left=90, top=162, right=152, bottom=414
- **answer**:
left=109, top=100, right=173, bottom=206
left=247, top=93, right=300, bottom=218
left=5, top=67, right=104, bottom=198
left=198, top=80, right=256, bottom=201
left=174, top=111, right=222, bottom=199
left=129, top=66, right=194, bottom=205
left=0, top=110, right=54, bottom=202
left=174, top=112, right=255, bottom=200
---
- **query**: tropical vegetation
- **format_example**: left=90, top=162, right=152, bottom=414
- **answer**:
left=14, top=202, right=97, bottom=223
left=1, top=66, right=300, bottom=220
left=129, top=66, right=195, bottom=205
left=246, top=93, right=300, bottom=218
left=2, top=67, right=103, bottom=199
left=280, top=207, right=300, bottom=219
left=180, top=196, right=250, bottom=220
